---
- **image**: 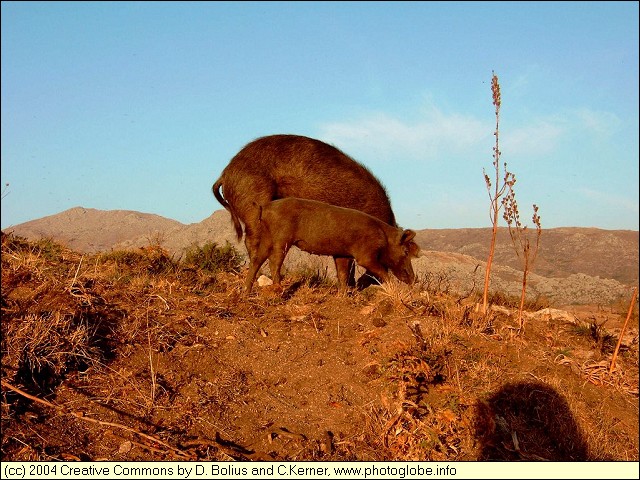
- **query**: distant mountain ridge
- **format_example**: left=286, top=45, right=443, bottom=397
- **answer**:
left=414, top=227, right=638, bottom=285
left=3, top=207, right=183, bottom=254
left=3, top=207, right=638, bottom=306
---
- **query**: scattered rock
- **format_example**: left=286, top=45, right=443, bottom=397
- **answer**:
left=373, top=317, right=387, bottom=328
left=362, top=363, right=381, bottom=378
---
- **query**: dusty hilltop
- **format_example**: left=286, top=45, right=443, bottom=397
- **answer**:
left=1, top=231, right=638, bottom=461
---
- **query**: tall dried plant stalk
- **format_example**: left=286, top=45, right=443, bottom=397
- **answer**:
left=502, top=177, right=542, bottom=332
left=482, top=72, right=514, bottom=314
left=609, top=287, right=638, bottom=374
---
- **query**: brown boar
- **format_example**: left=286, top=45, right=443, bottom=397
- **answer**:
left=212, top=134, right=413, bottom=288
left=243, top=197, right=420, bottom=294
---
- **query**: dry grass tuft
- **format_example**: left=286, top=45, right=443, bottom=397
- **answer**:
left=373, top=277, right=416, bottom=311
left=2, top=312, right=100, bottom=392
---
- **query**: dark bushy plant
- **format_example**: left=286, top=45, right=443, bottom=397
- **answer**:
left=183, top=241, right=244, bottom=274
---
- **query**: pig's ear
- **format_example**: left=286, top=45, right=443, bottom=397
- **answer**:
left=401, top=229, right=416, bottom=244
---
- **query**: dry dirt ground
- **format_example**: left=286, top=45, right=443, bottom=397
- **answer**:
left=1, top=234, right=638, bottom=462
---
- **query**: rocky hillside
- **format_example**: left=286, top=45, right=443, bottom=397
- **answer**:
left=414, top=228, right=638, bottom=285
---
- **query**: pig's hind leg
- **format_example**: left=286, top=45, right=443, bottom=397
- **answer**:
left=244, top=235, right=271, bottom=295
left=268, top=243, right=291, bottom=286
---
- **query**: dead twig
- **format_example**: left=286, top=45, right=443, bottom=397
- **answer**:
left=1, top=379, right=191, bottom=459
left=181, top=433, right=273, bottom=461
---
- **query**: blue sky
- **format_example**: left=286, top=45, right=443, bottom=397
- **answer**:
left=2, top=1, right=638, bottom=232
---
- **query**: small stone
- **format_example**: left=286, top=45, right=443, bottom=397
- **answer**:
left=373, top=317, right=387, bottom=328
left=118, top=441, right=132, bottom=454
left=362, top=363, right=381, bottom=377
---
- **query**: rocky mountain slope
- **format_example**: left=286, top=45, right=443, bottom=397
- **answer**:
left=414, top=228, right=638, bottom=285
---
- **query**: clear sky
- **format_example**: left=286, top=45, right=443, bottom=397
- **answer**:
left=2, top=1, right=638, bottom=232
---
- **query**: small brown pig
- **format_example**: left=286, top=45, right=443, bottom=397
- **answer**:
left=243, top=197, right=421, bottom=294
